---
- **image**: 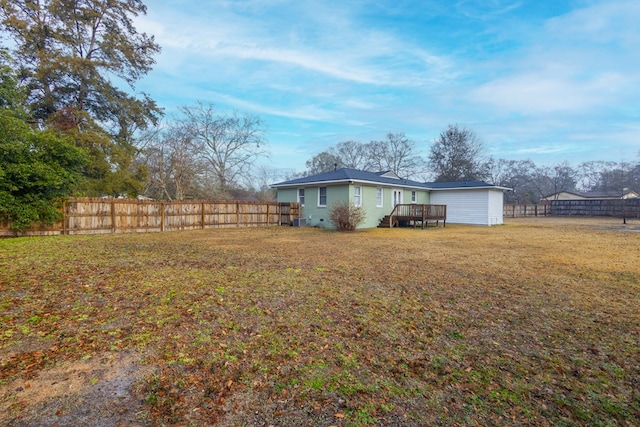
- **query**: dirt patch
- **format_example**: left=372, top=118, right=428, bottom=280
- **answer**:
left=0, top=351, right=152, bottom=427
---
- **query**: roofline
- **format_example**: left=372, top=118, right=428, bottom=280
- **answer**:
left=430, top=185, right=512, bottom=191
left=272, top=179, right=510, bottom=191
left=271, top=178, right=430, bottom=190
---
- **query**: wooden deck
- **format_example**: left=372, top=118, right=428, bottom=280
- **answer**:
left=378, top=204, right=447, bottom=229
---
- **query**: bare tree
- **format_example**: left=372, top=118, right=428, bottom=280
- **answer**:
left=179, top=102, right=267, bottom=197
left=241, top=164, right=281, bottom=201
left=305, top=151, right=341, bottom=175
left=577, top=161, right=618, bottom=192
left=486, top=158, right=538, bottom=203
left=484, top=157, right=510, bottom=186
left=303, top=132, right=421, bottom=178
left=367, top=132, right=422, bottom=178
left=531, top=162, right=577, bottom=201
left=333, top=140, right=371, bottom=170
left=428, top=124, right=487, bottom=182
left=144, top=125, right=206, bottom=200
left=589, top=161, right=638, bottom=195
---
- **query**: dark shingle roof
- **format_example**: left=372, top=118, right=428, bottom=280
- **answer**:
left=271, top=168, right=430, bottom=188
left=271, top=168, right=508, bottom=191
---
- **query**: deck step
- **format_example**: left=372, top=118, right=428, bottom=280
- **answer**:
left=377, top=215, right=394, bottom=228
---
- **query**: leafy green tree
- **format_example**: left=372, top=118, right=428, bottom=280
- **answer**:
left=0, top=113, right=86, bottom=231
left=0, top=49, right=25, bottom=113
left=0, top=0, right=161, bottom=195
left=0, top=0, right=160, bottom=126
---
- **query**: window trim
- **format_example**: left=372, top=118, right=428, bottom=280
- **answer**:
left=376, top=187, right=383, bottom=207
left=411, top=190, right=417, bottom=203
left=354, top=186, right=362, bottom=207
left=317, top=186, right=327, bottom=207
left=298, top=188, right=305, bottom=206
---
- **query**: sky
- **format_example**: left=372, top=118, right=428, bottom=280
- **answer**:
left=133, top=0, right=640, bottom=175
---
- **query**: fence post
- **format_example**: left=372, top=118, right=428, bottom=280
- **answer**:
left=111, top=199, right=116, bottom=233
left=201, top=201, right=205, bottom=229
left=62, top=200, right=67, bottom=235
left=160, top=202, right=165, bottom=232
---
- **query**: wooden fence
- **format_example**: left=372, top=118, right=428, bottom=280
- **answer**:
left=550, top=199, right=640, bottom=218
left=0, top=198, right=301, bottom=236
left=504, top=204, right=550, bottom=218
left=504, top=200, right=640, bottom=219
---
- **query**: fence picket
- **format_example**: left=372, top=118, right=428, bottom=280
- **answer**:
left=0, top=199, right=300, bottom=236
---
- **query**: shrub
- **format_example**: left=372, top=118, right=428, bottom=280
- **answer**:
left=329, top=201, right=366, bottom=231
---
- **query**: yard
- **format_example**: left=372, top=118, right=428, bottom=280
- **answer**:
left=1, top=218, right=639, bottom=426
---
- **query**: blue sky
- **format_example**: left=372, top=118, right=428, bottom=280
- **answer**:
left=134, top=0, right=640, bottom=175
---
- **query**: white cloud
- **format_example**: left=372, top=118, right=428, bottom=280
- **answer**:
left=455, top=0, right=523, bottom=20
left=138, top=1, right=454, bottom=88
left=468, top=0, right=640, bottom=116
left=132, top=1, right=640, bottom=171
left=545, top=0, right=640, bottom=45
left=471, top=71, right=629, bottom=115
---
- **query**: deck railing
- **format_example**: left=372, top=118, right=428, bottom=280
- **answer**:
left=388, top=204, right=447, bottom=228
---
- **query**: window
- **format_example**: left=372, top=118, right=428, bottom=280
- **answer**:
left=376, top=188, right=383, bottom=207
left=354, top=186, right=362, bottom=206
left=318, top=187, right=327, bottom=207
left=411, top=190, right=417, bottom=203
left=298, top=188, right=305, bottom=206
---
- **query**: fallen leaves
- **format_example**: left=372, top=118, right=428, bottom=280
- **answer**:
left=1, top=218, right=639, bottom=426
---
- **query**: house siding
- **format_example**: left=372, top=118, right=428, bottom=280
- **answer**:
left=276, top=183, right=431, bottom=228
left=295, top=185, right=349, bottom=227
left=548, top=192, right=584, bottom=200
left=431, top=189, right=503, bottom=226
left=279, top=185, right=505, bottom=227
left=358, top=185, right=388, bottom=228
left=277, top=188, right=298, bottom=204
left=487, top=190, right=504, bottom=225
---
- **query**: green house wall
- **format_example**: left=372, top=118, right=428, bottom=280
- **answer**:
left=277, top=183, right=430, bottom=229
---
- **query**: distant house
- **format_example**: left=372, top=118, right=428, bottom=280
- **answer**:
left=542, top=190, right=639, bottom=202
left=271, top=168, right=510, bottom=228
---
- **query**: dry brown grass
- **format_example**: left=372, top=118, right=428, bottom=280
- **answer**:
left=1, top=217, right=639, bottom=426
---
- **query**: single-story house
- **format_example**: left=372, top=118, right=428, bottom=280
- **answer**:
left=541, top=190, right=639, bottom=202
left=271, top=168, right=510, bottom=228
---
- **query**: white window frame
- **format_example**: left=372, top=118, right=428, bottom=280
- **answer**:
left=318, top=186, right=327, bottom=207
left=411, top=190, right=417, bottom=203
left=354, top=186, right=362, bottom=206
left=298, top=188, right=305, bottom=206
left=376, top=187, right=383, bottom=207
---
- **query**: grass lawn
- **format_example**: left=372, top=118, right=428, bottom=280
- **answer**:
left=1, top=217, right=639, bottom=426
